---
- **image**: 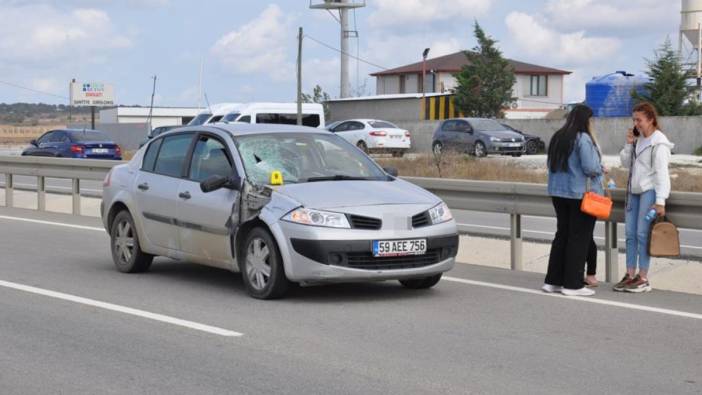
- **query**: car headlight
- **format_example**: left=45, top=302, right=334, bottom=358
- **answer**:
left=282, top=207, right=351, bottom=228
left=490, top=136, right=500, bottom=142
left=428, top=202, right=453, bottom=224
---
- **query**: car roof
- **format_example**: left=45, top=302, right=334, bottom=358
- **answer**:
left=170, top=123, right=332, bottom=137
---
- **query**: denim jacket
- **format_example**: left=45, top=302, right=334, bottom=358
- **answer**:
left=547, top=132, right=604, bottom=199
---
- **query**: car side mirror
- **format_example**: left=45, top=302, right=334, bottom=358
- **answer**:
left=30, top=139, right=38, bottom=146
left=383, top=167, right=398, bottom=177
left=200, top=174, right=241, bottom=193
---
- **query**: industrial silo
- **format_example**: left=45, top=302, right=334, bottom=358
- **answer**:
left=585, top=71, right=649, bottom=117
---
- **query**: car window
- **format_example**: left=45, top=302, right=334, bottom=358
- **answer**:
left=222, top=113, right=240, bottom=123
left=142, top=138, right=163, bottom=172
left=349, top=121, right=365, bottom=131
left=256, top=113, right=277, bottom=124
left=37, top=132, right=53, bottom=144
left=188, top=113, right=211, bottom=126
left=235, top=133, right=386, bottom=185
left=69, top=131, right=111, bottom=142
left=153, top=134, right=194, bottom=178
left=302, top=114, right=320, bottom=127
left=188, top=135, right=233, bottom=182
left=441, top=121, right=456, bottom=132
left=238, top=115, right=251, bottom=123
left=456, top=121, right=472, bottom=133
left=470, top=119, right=505, bottom=132
left=208, top=115, right=223, bottom=123
left=333, top=122, right=349, bottom=132
left=368, top=121, right=397, bottom=129
left=55, top=132, right=70, bottom=143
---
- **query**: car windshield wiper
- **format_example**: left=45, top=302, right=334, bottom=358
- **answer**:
left=305, top=175, right=373, bottom=182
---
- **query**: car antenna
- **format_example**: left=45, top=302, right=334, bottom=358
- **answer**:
left=204, top=92, right=212, bottom=113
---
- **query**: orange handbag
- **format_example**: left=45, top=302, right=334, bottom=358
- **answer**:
left=580, top=180, right=612, bottom=220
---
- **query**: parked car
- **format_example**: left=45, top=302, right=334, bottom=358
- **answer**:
left=431, top=118, right=525, bottom=157
left=139, top=125, right=179, bottom=148
left=499, top=123, right=545, bottom=155
left=22, top=129, right=122, bottom=159
left=327, top=119, right=411, bottom=157
left=101, top=124, right=458, bottom=299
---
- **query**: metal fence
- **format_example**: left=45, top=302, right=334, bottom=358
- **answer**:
left=2, top=156, right=701, bottom=282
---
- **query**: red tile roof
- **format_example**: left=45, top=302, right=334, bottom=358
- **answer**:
left=370, top=51, right=571, bottom=76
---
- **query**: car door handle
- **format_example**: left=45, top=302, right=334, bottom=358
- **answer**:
left=178, top=191, right=191, bottom=200
left=137, top=183, right=149, bottom=191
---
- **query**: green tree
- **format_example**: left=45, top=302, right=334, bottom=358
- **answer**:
left=301, top=84, right=331, bottom=120
left=453, top=22, right=516, bottom=118
left=634, top=39, right=702, bottom=115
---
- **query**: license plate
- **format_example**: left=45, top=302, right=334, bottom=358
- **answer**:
left=372, top=239, right=427, bottom=257
left=507, top=143, right=521, bottom=147
left=91, top=148, right=109, bottom=154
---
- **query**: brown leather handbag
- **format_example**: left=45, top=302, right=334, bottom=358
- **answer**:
left=648, top=216, right=680, bottom=257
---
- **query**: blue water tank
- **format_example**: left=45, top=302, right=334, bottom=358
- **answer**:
left=585, top=71, right=649, bottom=117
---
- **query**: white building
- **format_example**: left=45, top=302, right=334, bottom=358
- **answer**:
left=99, top=107, right=201, bottom=128
left=371, top=51, right=571, bottom=119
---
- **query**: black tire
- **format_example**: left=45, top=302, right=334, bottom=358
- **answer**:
left=510, top=153, right=522, bottom=157
left=525, top=140, right=538, bottom=155
left=356, top=141, right=369, bottom=154
left=474, top=141, right=487, bottom=157
left=392, top=150, right=405, bottom=158
left=239, top=227, right=289, bottom=299
left=432, top=141, right=443, bottom=155
left=399, top=273, right=443, bottom=289
left=110, top=210, right=153, bottom=273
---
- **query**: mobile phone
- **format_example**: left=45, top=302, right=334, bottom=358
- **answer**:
left=632, top=127, right=640, bottom=137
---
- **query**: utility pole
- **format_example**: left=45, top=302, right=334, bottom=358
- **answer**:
left=147, top=75, right=157, bottom=133
left=297, top=27, right=303, bottom=125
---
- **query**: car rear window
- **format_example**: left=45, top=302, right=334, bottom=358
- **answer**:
left=368, top=121, right=397, bottom=129
left=142, top=138, right=163, bottom=172
left=69, top=131, right=111, bottom=142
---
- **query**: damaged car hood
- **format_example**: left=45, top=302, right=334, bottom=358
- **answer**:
left=274, top=179, right=438, bottom=209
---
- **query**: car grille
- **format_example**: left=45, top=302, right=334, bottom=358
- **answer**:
left=343, top=249, right=442, bottom=270
left=348, top=215, right=382, bottom=230
left=411, top=212, right=431, bottom=228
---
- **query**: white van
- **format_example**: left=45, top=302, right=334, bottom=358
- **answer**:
left=188, top=103, right=241, bottom=126
left=218, top=102, right=325, bottom=129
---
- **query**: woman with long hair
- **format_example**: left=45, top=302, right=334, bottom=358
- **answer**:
left=542, top=104, right=603, bottom=296
left=614, top=102, right=673, bottom=293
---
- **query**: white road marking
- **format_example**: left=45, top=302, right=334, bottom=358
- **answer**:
left=443, top=276, right=702, bottom=321
left=0, top=279, right=243, bottom=337
left=0, top=215, right=104, bottom=232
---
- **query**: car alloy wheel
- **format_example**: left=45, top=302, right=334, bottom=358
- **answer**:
left=526, top=140, right=538, bottom=155
left=474, top=141, right=487, bottom=157
left=432, top=142, right=443, bottom=155
left=245, top=237, right=272, bottom=291
left=110, top=210, right=153, bottom=273
left=115, top=220, right=135, bottom=265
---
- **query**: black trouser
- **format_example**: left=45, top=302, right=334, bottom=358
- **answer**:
left=545, top=197, right=597, bottom=289
left=586, top=238, right=597, bottom=276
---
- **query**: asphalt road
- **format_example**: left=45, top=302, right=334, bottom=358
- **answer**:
left=0, top=207, right=701, bottom=394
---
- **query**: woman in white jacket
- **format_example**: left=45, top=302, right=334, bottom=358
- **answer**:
left=615, top=102, right=674, bottom=293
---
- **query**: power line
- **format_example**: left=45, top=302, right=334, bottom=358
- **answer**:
left=0, top=79, right=69, bottom=100
left=303, top=34, right=388, bottom=70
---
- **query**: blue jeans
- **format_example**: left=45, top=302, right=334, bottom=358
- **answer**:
left=625, top=190, right=656, bottom=272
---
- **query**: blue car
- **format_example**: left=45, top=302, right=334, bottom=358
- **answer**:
left=22, top=129, right=122, bottom=160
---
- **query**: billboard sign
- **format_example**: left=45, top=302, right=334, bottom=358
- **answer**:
left=69, top=81, right=115, bottom=106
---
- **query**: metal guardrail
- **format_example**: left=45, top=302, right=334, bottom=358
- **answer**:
left=1, top=157, right=701, bottom=282
left=0, top=156, right=116, bottom=216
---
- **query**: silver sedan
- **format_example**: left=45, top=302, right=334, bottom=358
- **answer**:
left=101, top=124, right=458, bottom=299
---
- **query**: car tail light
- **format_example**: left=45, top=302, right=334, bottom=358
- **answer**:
left=103, top=170, right=112, bottom=187
left=115, top=145, right=122, bottom=157
left=369, top=131, right=387, bottom=137
left=70, top=144, right=84, bottom=154
left=405, top=131, right=411, bottom=137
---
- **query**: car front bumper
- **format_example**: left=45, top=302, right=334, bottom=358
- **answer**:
left=270, top=220, right=458, bottom=283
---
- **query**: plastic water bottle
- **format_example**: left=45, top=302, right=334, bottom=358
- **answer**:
left=645, top=208, right=657, bottom=222
left=607, top=178, right=616, bottom=190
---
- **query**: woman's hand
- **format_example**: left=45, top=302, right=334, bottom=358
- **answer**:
left=626, top=128, right=635, bottom=145
left=601, top=165, right=609, bottom=175
left=654, top=204, right=665, bottom=216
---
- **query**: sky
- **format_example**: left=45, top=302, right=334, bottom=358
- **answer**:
left=0, top=0, right=682, bottom=107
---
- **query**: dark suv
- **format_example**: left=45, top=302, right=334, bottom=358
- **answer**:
left=432, top=118, right=525, bottom=157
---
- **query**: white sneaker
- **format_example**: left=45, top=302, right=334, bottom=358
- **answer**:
left=541, top=284, right=563, bottom=293
left=561, top=287, right=596, bottom=296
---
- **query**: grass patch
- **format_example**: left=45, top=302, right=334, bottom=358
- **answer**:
left=694, top=146, right=702, bottom=156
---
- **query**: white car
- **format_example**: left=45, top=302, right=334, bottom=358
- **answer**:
left=327, top=119, right=411, bottom=157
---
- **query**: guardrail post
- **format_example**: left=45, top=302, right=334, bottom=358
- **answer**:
left=37, top=176, right=46, bottom=211
left=510, top=213, right=523, bottom=271
left=5, top=173, right=13, bottom=207
left=72, top=178, right=81, bottom=216
left=605, top=221, right=619, bottom=282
